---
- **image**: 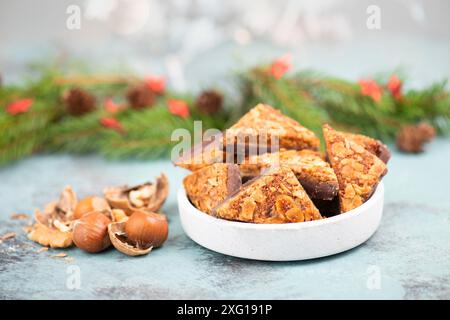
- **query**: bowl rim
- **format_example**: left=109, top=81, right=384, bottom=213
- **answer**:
left=178, top=182, right=384, bottom=230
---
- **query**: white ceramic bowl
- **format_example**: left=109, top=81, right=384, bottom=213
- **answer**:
left=178, top=182, right=384, bottom=261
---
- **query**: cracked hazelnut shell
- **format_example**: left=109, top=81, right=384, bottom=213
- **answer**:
left=57, top=186, right=78, bottom=219
left=108, top=222, right=153, bottom=256
left=104, top=174, right=169, bottom=215
left=72, top=212, right=112, bottom=253
left=28, top=186, right=78, bottom=248
left=108, top=211, right=168, bottom=256
left=28, top=223, right=73, bottom=248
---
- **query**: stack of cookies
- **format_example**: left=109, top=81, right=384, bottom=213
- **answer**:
left=176, top=104, right=389, bottom=224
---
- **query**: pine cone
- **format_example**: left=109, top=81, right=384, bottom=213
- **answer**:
left=195, top=90, right=223, bottom=115
left=64, top=88, right=96, bottom=116
left=396, top=122, right=436, bottom=153
left=126, top=84, right=155, bottom=110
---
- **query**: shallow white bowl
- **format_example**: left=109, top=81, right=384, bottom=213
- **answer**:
left=178, top=182, right=384, bottom=261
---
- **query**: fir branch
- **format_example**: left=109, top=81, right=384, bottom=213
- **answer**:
left=1, top=61, right=449, bottom=167
left=0, top=101, right=58, bottom=166
left=99, top=102, right=228, bottom=160
left=240, top=68, right=327, bottom=134
left=45, top=110, right=106, bottom=154
left=240, top=67, right=450, bottom=141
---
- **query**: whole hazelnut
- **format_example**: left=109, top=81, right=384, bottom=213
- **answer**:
left=73, top=212, right=112, bottom=253
left=125, top=211, right=168, bottom=249
left=74, top=196, right=110, bottom=219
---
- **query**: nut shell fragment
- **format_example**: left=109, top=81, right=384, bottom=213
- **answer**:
left=104, top=174, right=169, bottom=215
left=57, top=186, right=78, bottom=220
left=108, top=222, right=153, bottom=256
left=28, top=187, right=79, bottom=248
left=27, top=223, right=73, bottom=248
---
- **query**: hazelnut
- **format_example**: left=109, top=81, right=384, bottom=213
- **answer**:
left=108, top=211, right=168, bottom=256
left=125, top=211, right=168, bottom=248
left=74, top=196, right=110, bottom=219
left=73, top=212, right=112, bottom=253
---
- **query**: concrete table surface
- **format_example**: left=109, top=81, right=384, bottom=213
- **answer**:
left=1, top=139, right=449, bottom=300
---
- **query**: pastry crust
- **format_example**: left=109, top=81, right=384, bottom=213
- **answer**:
left=225, top=104, right=320, bottom=152
left=212, top=166, right=322, bottom=223
left=183, top=163, right=241, bottom=214
left=239, top=149, right=338, bottom=200
left=343, top=132, right=391, bottom=163
left=323, top=124, right=387, bottom=213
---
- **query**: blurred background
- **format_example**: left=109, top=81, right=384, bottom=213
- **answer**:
left=1, top=1, right=450, bottom=301
left=1, top=0, right=450, bottom=91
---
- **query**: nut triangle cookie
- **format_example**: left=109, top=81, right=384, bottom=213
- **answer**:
left=323, top=124, right=388, bottom=213
left=212, top=166, right=322, bottom=223
left=239, top=149, right=339, bottom=200
left=225, top=104, right=320, bottom=152
left=183, top=163, right=241, bottom=214
left=342, top=132, right=391, bottom=163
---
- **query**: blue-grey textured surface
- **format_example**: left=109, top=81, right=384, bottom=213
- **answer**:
left=1, top=139, right=449, bottom=300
